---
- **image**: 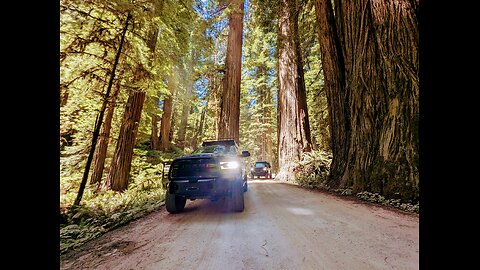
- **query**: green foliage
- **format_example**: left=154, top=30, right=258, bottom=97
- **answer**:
left=60, top=187, right=166, bottom=254
left=249, top=0, right=278, bottom=30
left=60, top=144, right=185, bottom=254
left=356, top=191, right=419, bottom=214
left=294, top=150, right=332, bottom=188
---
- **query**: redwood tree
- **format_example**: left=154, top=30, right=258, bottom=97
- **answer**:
left=218, top=0, right=244, bottom=143
left=73, top=12, right=131, bottom=206
left=89, top=71, right=123, bottom=188
left=92, top=21, right=159, bottom=190
left=315, top=0, right=419, bottom=200
left=150, top=113, right=160, bottom=150
left=106, top=90, right=146, bottom=191
left=276, top=0, right=313, bottom=182
left=159, top=75, right=176, bottom=151
left=314, top=0, right=350, bottom=186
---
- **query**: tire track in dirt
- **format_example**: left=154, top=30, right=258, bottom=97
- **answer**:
left=60, top=180, right=418, bottom=270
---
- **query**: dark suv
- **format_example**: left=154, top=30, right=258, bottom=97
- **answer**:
left=165, top=139, right=250, bottom=213
left=250, top=161, right=272, bottom=179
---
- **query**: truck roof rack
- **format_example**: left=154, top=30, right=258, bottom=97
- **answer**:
left=202, top=139, right=237, bottom=147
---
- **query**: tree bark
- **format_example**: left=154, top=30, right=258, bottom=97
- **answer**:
left=103, top=18, right=158, bottom=192
left=264, top=75, right=274, bottom=163
left=314, top=0, right=350, bottom=186
left=60, top=86, right=69, bottom=107
left=147, top=26, right=161, bottom=151
left=159, top=76, right=175, bottom=151
left=277, top=0, right=313, bottom=182
left=344, top=0, right=419, bottom=200
left=106, top=90, right=146, bottom=191
left=317, top=0, right=419, bottom=200
left=73, top=12, right=131, bottom=207
left=151, top=113, right=160, bottom=150
left=93, top=21, right=158, bottom=191
left=89, top=70, right=123, bottom=188
left=212, top=74, right=222, bottom=140
left=169, top=105, right=176, bottom=142
left=176, top=98, right=191, bottom=149
left=218, top=0, right=244, bottom=144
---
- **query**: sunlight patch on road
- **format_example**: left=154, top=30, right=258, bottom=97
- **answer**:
left=286, top=207, right=314, bottom=216
left=248, top=179, right=280, bottom=184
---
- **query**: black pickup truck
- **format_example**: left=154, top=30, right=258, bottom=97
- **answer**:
left=164, top=139, right=250, bottom=213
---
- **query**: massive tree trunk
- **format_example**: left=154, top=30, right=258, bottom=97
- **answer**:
left=317, top=0, right=419, bottom=201
left=159, top=76, right=176, bottom=151
left=345, top=0, right=419, bottom=200
left=103, top=19, right=158, bottom=192
left=106, top=90, right=146, bottom=191
left=218, top=0, right=244, bottom=143
left=277, top=0, right=313, bottom=182
left=314, top=0, right=350, bottom=186
left=89, top=71, right=123, bottom=188
left=146, top=26, right=161, bottom=151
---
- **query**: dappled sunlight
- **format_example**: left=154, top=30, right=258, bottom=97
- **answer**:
left=247, top=179, right=282, bottom=184
left=286, top=207, right=314, bottom=216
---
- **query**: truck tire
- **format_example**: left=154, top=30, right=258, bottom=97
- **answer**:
left=165, top=191, right=186, bottom=213
left=232, top=181, right=244, bottom=212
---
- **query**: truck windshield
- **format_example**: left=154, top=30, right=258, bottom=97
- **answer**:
left=192, top=145, right=227, bottom=154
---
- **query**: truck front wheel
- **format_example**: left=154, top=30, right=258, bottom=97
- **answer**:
left=165, top=191, right=186, bottom=213
left=231, top=181, right=244, bottom=212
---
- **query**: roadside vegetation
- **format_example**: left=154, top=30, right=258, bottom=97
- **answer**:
left=60, top=144, right=184, bottom=254
left=295, top=151, right=419, bottom=214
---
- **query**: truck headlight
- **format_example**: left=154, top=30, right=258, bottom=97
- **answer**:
left=220, top=161, right=239, bottom=170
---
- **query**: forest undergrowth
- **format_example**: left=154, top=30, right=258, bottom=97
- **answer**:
left=60, top=144, right=184, bottom=255
left=294, top=150, right=420, bottom=214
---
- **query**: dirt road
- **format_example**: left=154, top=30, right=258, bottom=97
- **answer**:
left=60, top=180, right=419, bottom=270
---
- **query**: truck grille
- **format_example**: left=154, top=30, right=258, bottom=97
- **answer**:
left=170, top=158, right=219, bottom=178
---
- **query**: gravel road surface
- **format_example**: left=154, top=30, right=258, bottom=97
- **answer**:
left=60, top=179, right=419, bottom=270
